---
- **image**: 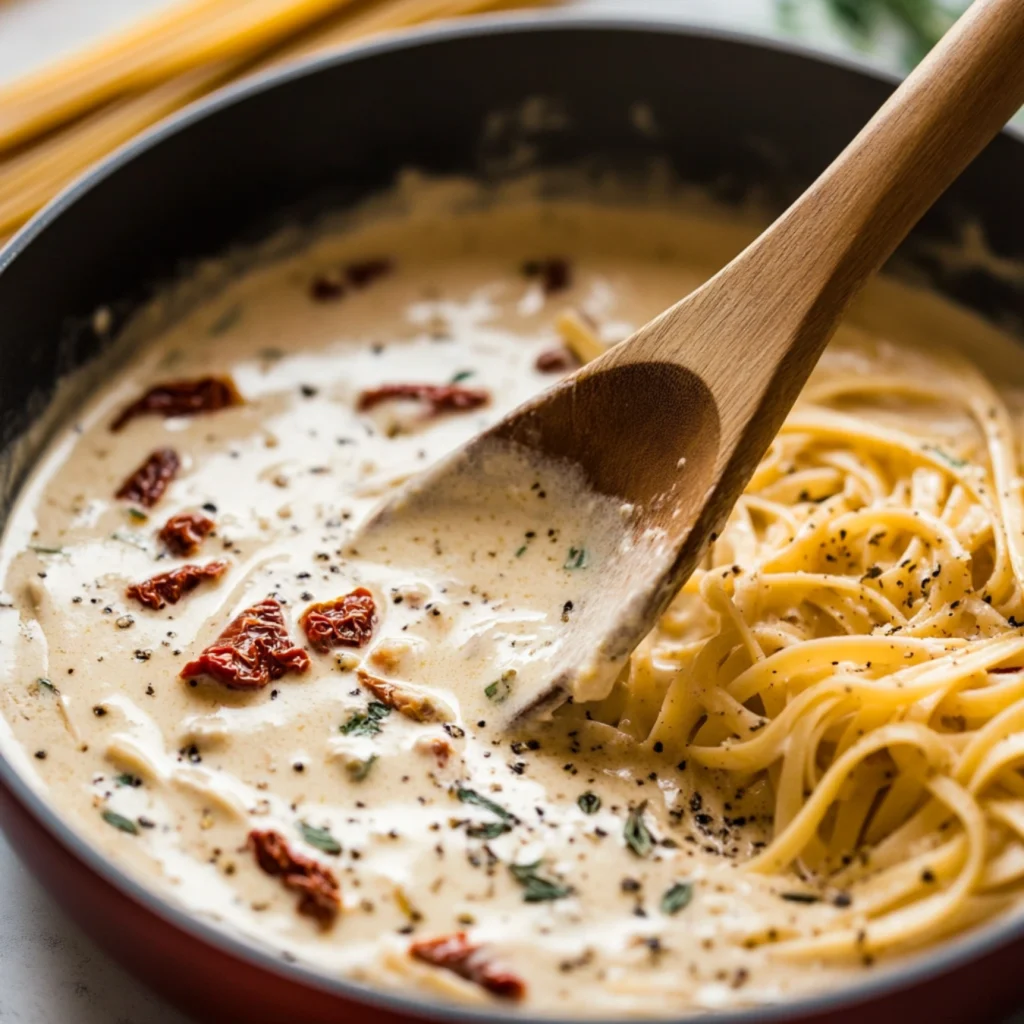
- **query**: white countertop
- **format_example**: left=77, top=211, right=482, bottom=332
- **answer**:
left=0, top=2, right=1016, bottom=1022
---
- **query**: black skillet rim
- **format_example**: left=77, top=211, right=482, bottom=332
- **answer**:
left=1, top=12, right=1023, bottom=1023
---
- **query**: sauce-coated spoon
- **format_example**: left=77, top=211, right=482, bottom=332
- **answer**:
left=358, top=0, right=1024, bottom=723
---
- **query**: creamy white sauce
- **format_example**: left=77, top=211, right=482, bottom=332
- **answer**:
left=2, top=188, right=1023, bottom=1015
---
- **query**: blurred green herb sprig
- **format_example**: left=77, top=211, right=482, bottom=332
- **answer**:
left=782, top=0, right=964, bottom=68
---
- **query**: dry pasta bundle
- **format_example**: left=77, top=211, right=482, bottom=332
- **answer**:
left=0, top=0, right=556, bottom=239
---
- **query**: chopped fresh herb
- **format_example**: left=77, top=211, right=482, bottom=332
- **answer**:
left=36, top=677, right=56, bottom=695
left=455, top=785, right=515, bottom=822
left=126, top=508, right=149, bottom=523
left=466, top=820, right=513, bottom=839
left=624, top=801, right=654, bottom=857
left=924, top=444, right=967, bottom=469
left=780, top=891, right=821, bottom=904
left=578, top=791, right=601, bottom=814
left=29, top=545, right=63, bottom=555
left=208, top=305, right=242, bottom=336
left=347, top=754, right=378, bottom=782
left=514, top=545, right=528, bottom=558
left=484, top=670, right=516, bottom=704
left=102, top=809, right=139, bottom=835
left=509, top=861, right=572, bottom=902
left=110, top=532, right=150, bottom=552
left=457, top=784, right=516, bottom=839
left=450, top=370, right=475, bottom=384
left=298, top=821, right=342, bottom=855
left=661, top=880, right=694, bottom=915
left=340, top=701, right=391, bottom=736
left=564, top=546, right=588, bottom=570
left=115, top=772, right=142, bottom=788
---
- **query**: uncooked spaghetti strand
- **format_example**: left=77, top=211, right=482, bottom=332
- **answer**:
left=0, top=0, right=554, bottom=237
left=0, top=64, right=231, bottom=236
left=0, top=0, right=367, bottom=153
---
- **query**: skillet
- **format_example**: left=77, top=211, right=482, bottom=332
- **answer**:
left=1, top=15, right=1023, bottom=1023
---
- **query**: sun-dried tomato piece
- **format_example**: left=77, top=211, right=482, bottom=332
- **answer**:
left=159, top=511, right=215, bottom=556
left=111, top=376, right=242, bottom=431
left=180, top=598, right=310, bottom=690
left=126, top=561, right=228, bottom=611
left=522, top=257, right=571, bottom=295
left=535, top=346, right=580, bottom=373
left=248, top=829, right=339, bottom=925
left=116, top=448, right=180, bottom=508
left=309, top=258, right=393, bottom=302
left=346, top=257, right=393, bottom=288
left=299, top=588, right=376, bottom=653
left=310, top=272, right=345, bottom=301
left=357, top=383, right=489, bottom=417
left=410, top=933, right=525, bottom=1000
left=357, top=669, right=451, bottom=723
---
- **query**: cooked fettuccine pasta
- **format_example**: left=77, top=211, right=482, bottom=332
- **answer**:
left=574, top=325, right=1024, bottom=960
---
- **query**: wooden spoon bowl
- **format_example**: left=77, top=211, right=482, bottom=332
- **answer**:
left=492, top=359, right=722, bottom=526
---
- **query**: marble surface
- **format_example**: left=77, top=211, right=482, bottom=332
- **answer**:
left=0, top=2, right=1013, bottom=1022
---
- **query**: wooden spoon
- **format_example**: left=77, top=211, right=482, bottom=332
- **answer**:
left=357, top=0, right=1024, bottom=722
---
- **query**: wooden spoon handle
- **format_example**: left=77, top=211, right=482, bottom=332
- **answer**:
left=775, top=0, right=1024, bottom=288
left=697, top=0, right=1024, bottom=402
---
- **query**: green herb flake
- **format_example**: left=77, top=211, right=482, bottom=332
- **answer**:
left=660, top=880, right=694, bottom=915
left=624, top=801, right=654, bottom=857
left=29, top=545, right=64, bottom=555
left=158, top=347, right=184, bottom=369
left=298, top=821, right=342, bottom=855
left=577, top=791, right=601, bottom=815
left=126, top=508, right=149, bottom=523
left=102, top=809, right=139, bottom=835
left=36, top=677, right=57, bottom=695
left=340, top=701, right=392, bottom=736
left=484, top=669, right=516, bottom=704
left=110, top=532, right=150, bottom=552
left=466, top=820, right=513, bottom=840
left=509, top=861, right=572, bottom=902
left=514, top=545, right=528, bottom=558
left=115, top=772, right=142, bottom=788
left=347, top=754, right=378, bottom=782
left=209, top=305, right=242, bottom=336
left=450, top=370, right=475, bottom=384
left=564, top=546, right=588, bottom=570
left=924, top=444, right=967, bottom=469
left=455, top=785, right=515, bottom=822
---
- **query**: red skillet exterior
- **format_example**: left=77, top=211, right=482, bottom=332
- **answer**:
left=1, top=15, right=1024, bottom=1024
